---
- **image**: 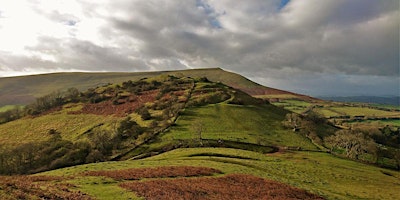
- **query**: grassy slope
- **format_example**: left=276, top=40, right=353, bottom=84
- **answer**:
left=159, top=104, right=317, bottom=150
left=0, top=103, right=119, bottom=146
left=39, top=148, right=400, bottom=200
left=0, top=68, right=314, bottom=106
left=0, top=72, right=162, bottom=106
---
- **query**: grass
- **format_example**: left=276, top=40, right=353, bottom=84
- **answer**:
left=271, top=99, right=312, bottom=113
left=0, top=68, right=310, bottom=106
left=38, top=147, right=400, bottom=200
left=329, top=106, right=400, bottom=118
left=158, top=103, right=318, bottom=150
left=348, top=119, right=400, bottom=127
left=0, top=105, right=23, bottom=112
left=314, top=107, right=342, bottom=117
left=0, top=103, right=119, bottom=145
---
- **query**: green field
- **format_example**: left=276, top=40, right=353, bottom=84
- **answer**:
left=329, top=106, right=400, bottom=117
left=0, top=104, right=119, bottom=146
left=38, top=148, right=400, bottom=200
left=272, top=99, right=312, bottom=114
left=156, top=103, right=318, bottom=150
left=0, top=105, right=23, bottom=112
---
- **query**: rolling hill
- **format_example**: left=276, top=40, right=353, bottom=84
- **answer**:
left=0, top=69, right=399, bottom=199
left=0, top=68, right=317, bottom=107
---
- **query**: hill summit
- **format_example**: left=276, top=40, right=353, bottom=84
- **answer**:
left=0, top=68, right=317, bottom=107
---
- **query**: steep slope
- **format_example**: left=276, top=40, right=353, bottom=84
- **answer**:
left=0, top=68, right=317, bottom=106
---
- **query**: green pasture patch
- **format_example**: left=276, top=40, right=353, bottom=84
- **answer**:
left=70, top=176, right=140, bottom=200
left=314, top=108, right=342, bottom=118
left=330, top=106, right=400, bottom=117
left=348, top=119, right=400, bottom=127
left=159, top=104, right=317, bottom=150
left=271, top=99, right=312, bottom=113
left=0, top=111, right=119, bottom=145
left=0, top=105, right=23, bottom=112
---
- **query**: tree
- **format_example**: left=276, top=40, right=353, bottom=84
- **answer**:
left=326, top=130, right=377, bottom=160
left=136, top=106, right=151, bottom=120
left=117, top=117, right=143, bottom=139
left=191, top=121, right=205, bottom=145
left=65, top=87, right=80, bottom=102
left=90, top=130, right=115, bottom=156
left=305, top=110, right=326, bottom=124
left=282, top=113, right=302, bottom=131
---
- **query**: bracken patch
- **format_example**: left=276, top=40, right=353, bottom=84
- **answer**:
left=70, top=90, right=158, bottom=117
left=82, top=166, right=222, bottom=180
left=120, top=174, right=325, bottom=200
left=0, top=175, right=91, bottom=200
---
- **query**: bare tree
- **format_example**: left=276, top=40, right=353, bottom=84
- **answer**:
left=326, top=130, right=377, bottom=160
left=192, top=121, right=205, bottom=145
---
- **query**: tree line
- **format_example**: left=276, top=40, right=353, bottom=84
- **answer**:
left=283, top=111, right=400, bottom=170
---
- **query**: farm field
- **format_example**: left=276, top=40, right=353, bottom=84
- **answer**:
left=159, top=104, right=318, bottom=150
left=32, top=148, right=400, bottom=200
left=272, top=100, right=400, bottom=128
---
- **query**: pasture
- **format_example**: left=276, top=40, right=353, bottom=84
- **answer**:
left=34, top=148, right=400, bottom=200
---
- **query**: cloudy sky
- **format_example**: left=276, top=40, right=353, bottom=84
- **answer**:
left=0, top=0, right=398, bottom=96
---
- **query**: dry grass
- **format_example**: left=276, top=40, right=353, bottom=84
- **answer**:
left=120, top=174, right=325, bottom=200
left=83, top=166, right=222, bottom=180
left=0, top=175, right=91, bottom=200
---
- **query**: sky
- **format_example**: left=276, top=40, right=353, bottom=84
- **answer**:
left=0, top=0, right=398, bottom=96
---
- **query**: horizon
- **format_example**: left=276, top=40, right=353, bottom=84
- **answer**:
left=0, top=68, right=399, bottom=98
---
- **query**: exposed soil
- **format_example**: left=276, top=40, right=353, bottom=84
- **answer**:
left=83, top=166, right=222, bottom=180
left=120, top=174, right=325, bottom=200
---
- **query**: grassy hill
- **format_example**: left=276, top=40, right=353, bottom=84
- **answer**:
left=0, top=68, right=316, bottom=107
left=0, top=69, right=399, bottom=199
left=1, top=148, right=399, bottom=199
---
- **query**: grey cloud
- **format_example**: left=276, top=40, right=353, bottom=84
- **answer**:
left=1, top=0, right=398, bottom=96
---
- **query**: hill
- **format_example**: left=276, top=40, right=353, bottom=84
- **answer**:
left=0, top=68, right=317, bottom=106
left=0, top=69, right=399, bottom=199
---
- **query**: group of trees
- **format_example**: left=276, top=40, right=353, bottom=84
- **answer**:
left=0, top=88, right=81, bottom=124
left=0, top=115, right=147, bottom=175
left=326, top=130, right=377, bottom=160
left=0, top=133, right=91, bottom=174
left=283, top=111, right=400, bottom=169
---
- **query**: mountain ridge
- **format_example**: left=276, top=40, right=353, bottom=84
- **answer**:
left=0, top=68, right=318, bottom=106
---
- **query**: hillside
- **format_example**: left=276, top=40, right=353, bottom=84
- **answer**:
left=0, top=70, right=399, bottom=199
left=0, top=68, right=317, bottom=106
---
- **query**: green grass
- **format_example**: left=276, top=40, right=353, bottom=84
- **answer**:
left=370, top=104, right=400, bottom=110
left=349, top=119, right=400, bottom=127
left=158, top=104, right=318, bottom=150
left=0, top=104, right=119, bottom=145
left=0, top=105, right=23, bottom=112
left=314, top=107, right=342, bottom=117
left=330, top=106, right=400, bottom=117
left=271, top=99, right=312, bottom=113
left=40, top=148, right=400, bottom=200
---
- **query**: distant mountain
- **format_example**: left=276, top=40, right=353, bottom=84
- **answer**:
left=318, top=96, right=400, bottom=106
